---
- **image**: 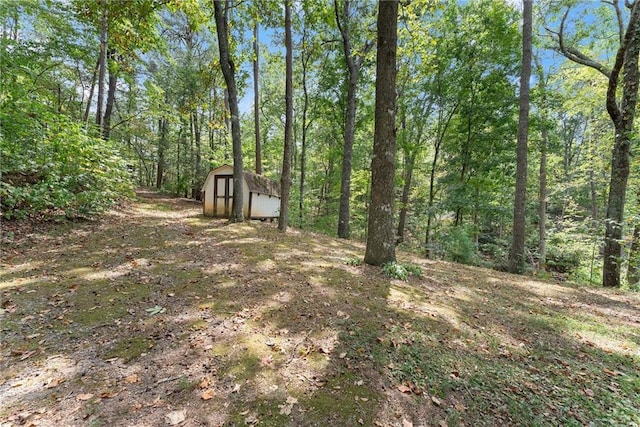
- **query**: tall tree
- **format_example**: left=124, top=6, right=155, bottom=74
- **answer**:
left=253, top=16, right=261, bottom=175
left=365, top=0, right=398, bottom=266
left=508, top=0, right=533, bottom=274
left=214, top=0, right=244, bottom=222
left=96, top=0, right=107, bottom=130
left=552, top=0, right=640, bottom=287
left=334, top=0, right=374, bottom=239
left=279, top=1, right=293, bottom=231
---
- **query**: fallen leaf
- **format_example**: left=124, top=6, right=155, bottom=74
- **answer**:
left=245, top=413, right=258, bottom=424
left=19, top=350, right=37, bottom=361
left=199, top=377, right=210, bottom=389
left=145, top=305, right=166, bottom=316
left=603, top=368, right=619, bottom=376
left=165, top=409, right=186, bottom=425
left=124, top=374, right=139, bottom=384
left=279, top=404, right=292, bottom=416
left=260, top=355, right=274, bottom=367
left=431, top=396, right=442, bottom=406
left=76, top=393, right=94, bottom=401
left=286, top=396, right=298, bottom=405
left=201, top=389, right=215, bottom=400
left=397, top=384, right=412, bottom=393
left=45, top=377, right=63, bottom=389
left=584, top=388, right=595, bottom=397
left=339, top=352, right=347, bottom=359
left=401, top=419, right=413, bottom=427
left=101, top=391, right=117, bottom=399
left=231, top=383, right=241, bottom=393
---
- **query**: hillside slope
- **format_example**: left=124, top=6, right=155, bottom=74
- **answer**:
left=1, top=191, right=639, bottom=426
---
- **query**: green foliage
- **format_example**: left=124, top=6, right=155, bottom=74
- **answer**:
left=343, top=257, right=362, bottom=266
left=439, top=225, right=479, bottom=265
left=381, top=262, right=422, bottom=281
left=1, top=112, right=133, bottom=220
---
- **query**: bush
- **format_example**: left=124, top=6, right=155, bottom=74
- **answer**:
left=1, top=112, right=134, bottom=220
left=382, top=262, right=422, bottom=280
left=439, top=225, right=479, bottom=265
left=546, top=230, right=588, bottom=274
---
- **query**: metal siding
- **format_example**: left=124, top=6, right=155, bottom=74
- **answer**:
left=250, top=193, right=280, bottom=218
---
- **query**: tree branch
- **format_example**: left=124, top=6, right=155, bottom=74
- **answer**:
left=557, top=7, right=611, bottom=78
left=603, top=0, right=625, bottom=45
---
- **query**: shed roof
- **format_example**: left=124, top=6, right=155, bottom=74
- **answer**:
left=243, top=171, right=281, bottom=197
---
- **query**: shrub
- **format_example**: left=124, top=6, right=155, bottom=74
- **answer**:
left=439, top=225, right=479, bottom=265
left=382, top=262, right=422, bottom=280
left=1, top=112, right=133, bottom=220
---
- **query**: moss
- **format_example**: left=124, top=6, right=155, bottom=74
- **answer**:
left=103, top=336, right=151, bottom=363
left=300, top=372, right=379, bottom=425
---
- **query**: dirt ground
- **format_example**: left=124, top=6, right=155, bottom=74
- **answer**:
left=1, top=191, right=639, bottom=426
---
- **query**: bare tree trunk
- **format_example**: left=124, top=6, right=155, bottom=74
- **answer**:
left=156, top=117, right=167, bottom=189
left=253, top=19, right=261, bottom=175
left=365, top=0, right=398, bottom=266
left=84, top=57, right=99, bottom=123
left=508, top=0, right=532, bottom=274
left=425, top=103, right=457, bottom=258
left=335, top=0, right=373, bottom=239
left=191, top=110, right=203, bottom=200
left=102, top=49, right=117, bottom=140
left=279, top=1, right=294, bottom=231
left=299, top=30, right=312, bottom=228
left=627, top=193, right=640, bottom=285
left=96, top=1, right=108, bottom=131
left=214, top=0, right=244, bottom=223
left=539, top=125, right=548, bottom=271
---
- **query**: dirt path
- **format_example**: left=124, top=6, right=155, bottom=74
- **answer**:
left=1, top=192, right=639, bottom=426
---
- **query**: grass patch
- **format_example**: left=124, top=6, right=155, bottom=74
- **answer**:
left=103, top=336, right=151, bottom=363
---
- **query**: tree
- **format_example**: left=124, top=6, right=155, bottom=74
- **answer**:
left=508, top=0, right=533, bottom=274
left=552, top=0, right=640, bottom=287
left=279, top=1, right=293, bottom=231
left=214, top=0, right=244, bottom=223
left=334, top=0, right=374, bottom=239
left=365, top=0, right=398, bottom=266
left=253, top=14, right=261, bottom=175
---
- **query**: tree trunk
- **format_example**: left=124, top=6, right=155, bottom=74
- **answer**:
left=365, top=0, right=398, bottom=266
left=214, top=0, right=244, bottom=223
left=102, top=49, right=117, bottom=140
left=83, top=56, right=100, bottom=124
left=425, top=101, right=457, bottom=258
left=279, top=1, right=293, bottom=231
left=538, top=124, right=548, bottom=271
left=96, top=1, right=108, bottom=130
left=603, top=131, right=632, bottom=286
left=299, top=32, right=311, bottom=229
left=335, top=0, right=372, bottom=239
left=192, top=110, right=202, bottom=200
left=627, top=189, right=640, bottom=285
left=508, top=0, right=532, bottom=274
left=603, top=3, right=640, bottom=287
left=253, top=19, right=261, bottom=175
left=156, top=117, right=167, bottom=189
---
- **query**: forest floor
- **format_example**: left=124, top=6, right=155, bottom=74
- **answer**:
left=1, top=191, right=639, bottom=427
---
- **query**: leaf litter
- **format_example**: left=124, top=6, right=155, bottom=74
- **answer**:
left=0, top=191, right=638, bottom=426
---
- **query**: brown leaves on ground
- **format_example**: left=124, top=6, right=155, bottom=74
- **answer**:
left=1, top=191, right=639, bottom=426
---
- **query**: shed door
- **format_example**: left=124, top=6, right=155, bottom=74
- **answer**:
left=214, top=175, right=233, bottom=217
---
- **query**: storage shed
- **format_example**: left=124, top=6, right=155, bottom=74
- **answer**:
left=201, top=164, right=281, bottom=219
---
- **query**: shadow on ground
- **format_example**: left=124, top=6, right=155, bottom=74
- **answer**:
left=1, top=191, right=639, bottom=426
